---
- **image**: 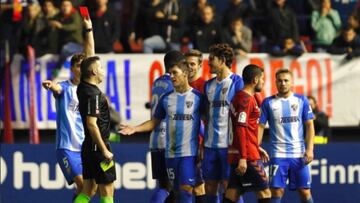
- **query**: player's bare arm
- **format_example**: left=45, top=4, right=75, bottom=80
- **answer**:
left=257, top=124, right=269, bottom=162
left=236, top=124, right=248, bottom=176
left=82, top=16, right=95, bottom=57
left=86, top=116, right=113, bottom=161
left=258, top=147, right=269, bottom=163
left=42, top=80, right=62, bottom=95
left=304, top=119, right=315, bottom=164
left=258, top=124, right=265, bottom=145
left=119, top=119, right=161, bottom=135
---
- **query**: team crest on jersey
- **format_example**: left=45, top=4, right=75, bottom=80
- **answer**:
left=222, top=88, right=228, bottom=94
left=186, top=101, right=193, bottom=108
left=291, top=103, right=298, bottom=111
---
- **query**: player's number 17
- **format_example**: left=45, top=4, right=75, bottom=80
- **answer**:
left=269, top=164, right=279, bottom=177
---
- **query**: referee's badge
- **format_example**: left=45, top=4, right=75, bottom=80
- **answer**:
left=238, top=112, right=247, bottom=123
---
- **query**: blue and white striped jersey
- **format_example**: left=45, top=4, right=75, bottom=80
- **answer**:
left=149, top=74, right=174, bottom=149
left=204, top=73, right=244, bottom=148
left=55, top=80, right=84, bottom=151
left=154, top=88, right=205, bottom=158
left=260, top=93, right=314, bottom=158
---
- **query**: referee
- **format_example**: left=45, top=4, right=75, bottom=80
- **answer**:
left=74, top=44, right=115, bottom=203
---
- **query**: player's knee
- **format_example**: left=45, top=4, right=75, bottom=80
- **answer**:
left=98, top=183, right=114, bottom=197
left=271, top=188, right=284, bottom=198
left=180, top=184, right=194, bottom=194
left=82, top=180, right=97, bottom=197
left=221, top=180, right=229, bottom=189
left=256, top=188, right=271, bottom=199
left=205, top=181, right=219, bottom=195
left=224, top=189, right=240, bottom=202
left=193, top=183, right=205, bottom=196
left=74, top=176, right=84, bottom=194
left=298, top=188, right=312, bottom=200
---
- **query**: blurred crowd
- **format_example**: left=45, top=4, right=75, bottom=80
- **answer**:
left=1, top=0, right=360, bottom=60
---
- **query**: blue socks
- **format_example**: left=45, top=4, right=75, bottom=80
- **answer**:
left=205, top=194, right=220, bottom=203
left=179, top=190, right=193, bottom=203
left=271, top=197, right=282, bottom=203
left=150, top=188, right=169, bottom=203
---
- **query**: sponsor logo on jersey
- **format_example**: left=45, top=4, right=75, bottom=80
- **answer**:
left=212, top=100, right=228, bottom=108
left=171, top=114, right=194, bottom=120
left=280, top=116, right=300, bottom=123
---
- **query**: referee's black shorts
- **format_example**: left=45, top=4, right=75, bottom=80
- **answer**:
left=81, top=143, right=116, bottom=184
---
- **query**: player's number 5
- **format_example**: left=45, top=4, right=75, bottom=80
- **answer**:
left=167, top=168, right=175, bottom=180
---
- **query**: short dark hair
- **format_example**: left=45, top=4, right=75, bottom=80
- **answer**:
left=231, top=16, right=243, bottom=24
left=307, top=95, right=316, bottom=104
left=170, top=60, right=190, bottom=75
left=80, top=56, right=100, bottom=79
left=343, top=25, right=355, bottom=33
left=70, top=53, right=86, bottom=67
left=209, top=43, right=234, bottom=68
left=184, top=49, right=203, bottom=64
left=242, top=64, right=263, bottom=85
left=164, top=50, right=185, bottom=72
left=275, top=68, right=293, bottom=79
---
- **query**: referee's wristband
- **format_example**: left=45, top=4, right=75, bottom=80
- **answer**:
left=85, top=28, right=93, bottom=33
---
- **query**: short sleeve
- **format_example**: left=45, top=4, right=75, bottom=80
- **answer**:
left=234, top=76, right=244, bottom=92
left=53, top=81, right=65, bottom=97
left=259, top=98, right=269, bottom=125
left=153, top=95, right=166, bottom=120
left=234, top=94, right=251, bottom=127
left=302, top=97, right=314, bottom=122
left=87, top=94, right=101, bottom=117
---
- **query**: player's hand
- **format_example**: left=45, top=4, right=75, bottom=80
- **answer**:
left=236, top=159, right=247, bottom=176
left=259, top=147, right=269, bottom=163
left=42, top=80, right=52, bottom=90
left=102, top=149, right=113, bottom=161
left=49, top=20, right=62, bottom=29
left=83, top=16, right=92, bottom=29
left=119, top=124, right=136, bottom=135
left=303, top=149, right=314, bottom=165
left=155, top=11, right=164, bottom=18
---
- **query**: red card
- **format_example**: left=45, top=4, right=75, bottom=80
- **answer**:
left=79, top=6, right=89, bottom=18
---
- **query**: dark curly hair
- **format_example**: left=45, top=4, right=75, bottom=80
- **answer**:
left=209, top=43, right=234, bottom=68
left=70, top=53, right=86, bottom=67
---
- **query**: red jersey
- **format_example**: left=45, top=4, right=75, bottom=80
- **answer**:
left=190, top=77, right=206, bottom=94
left=228, top=90, right=261, bottom=164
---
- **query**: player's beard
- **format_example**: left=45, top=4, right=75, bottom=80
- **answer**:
left=255, top=82, right=262, bottom=92
left=278, top=86, right=290, bottom=96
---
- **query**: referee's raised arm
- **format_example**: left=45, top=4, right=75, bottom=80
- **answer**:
left=82, top=15, right=95, bottom=57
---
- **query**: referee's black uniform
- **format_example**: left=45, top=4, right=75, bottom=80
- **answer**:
left=77, top=81, right=116, bottom=184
